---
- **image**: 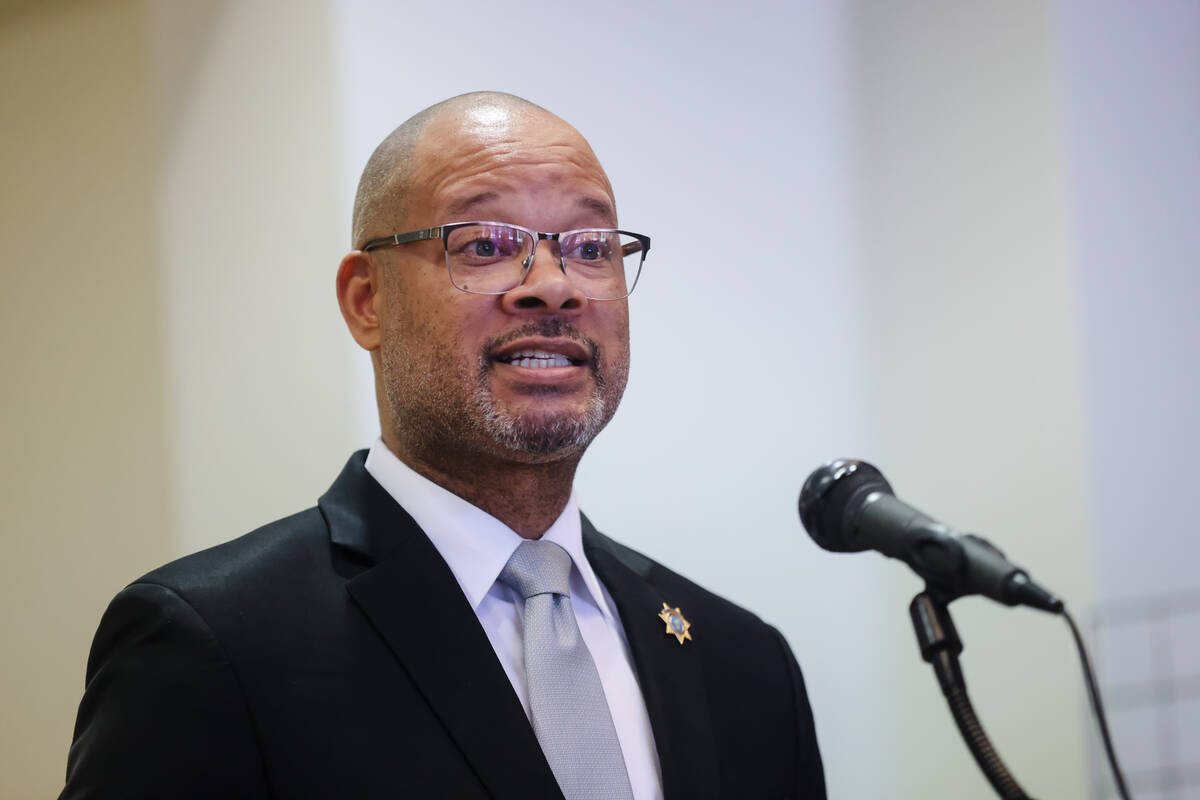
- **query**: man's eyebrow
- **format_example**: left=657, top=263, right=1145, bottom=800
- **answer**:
left=445, top=191, right=501, bottom=217
left=577, top=196, right=617, bottom=224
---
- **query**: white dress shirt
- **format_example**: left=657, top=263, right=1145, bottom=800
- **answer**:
left=364, top=439, right=663, bottom=800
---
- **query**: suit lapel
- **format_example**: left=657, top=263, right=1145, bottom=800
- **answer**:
left=320, top=453, right=563, bottom=800
left=583, top=519, right=721, bottom=799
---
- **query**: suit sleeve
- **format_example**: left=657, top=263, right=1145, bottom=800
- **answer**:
left=61, top=582, right=270, bottom=799
left=774, top=627, right=827, bottom=799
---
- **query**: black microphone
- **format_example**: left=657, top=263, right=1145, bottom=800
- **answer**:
left=798, top=459, right=1063, bottom=613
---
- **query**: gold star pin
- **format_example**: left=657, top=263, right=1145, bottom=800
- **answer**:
left=658, top=602, right=692, bottom=644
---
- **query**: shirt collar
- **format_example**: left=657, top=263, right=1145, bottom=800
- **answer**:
left=363, top=439, right=615, bottom=621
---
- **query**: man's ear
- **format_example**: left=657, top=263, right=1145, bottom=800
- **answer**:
left=336, top=251, right=381, bottom=351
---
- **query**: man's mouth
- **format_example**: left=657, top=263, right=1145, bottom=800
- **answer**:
left=495, top=349, right=583, bottom=369
left=490, top=335, right=593, bottom=372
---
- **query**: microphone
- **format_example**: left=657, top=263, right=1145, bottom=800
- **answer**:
left=798, top=459, right=1063, bottom=613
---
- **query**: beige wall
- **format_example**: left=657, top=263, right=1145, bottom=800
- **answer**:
left=0, top=1, right=171, bottom=797
left=0, top=1, right=353, bottom=796
left=855, top=2, right=1093, bottom=796
left=154, top=0, right=355, bottom=555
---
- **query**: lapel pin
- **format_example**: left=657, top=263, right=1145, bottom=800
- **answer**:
left=658, top=602, right=692, bottom=644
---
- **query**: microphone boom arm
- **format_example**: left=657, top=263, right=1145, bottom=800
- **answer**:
left=910, top=587, right=1034, bottom=800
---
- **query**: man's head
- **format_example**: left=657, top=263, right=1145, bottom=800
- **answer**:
left=337, top=92, right=632, bottom=475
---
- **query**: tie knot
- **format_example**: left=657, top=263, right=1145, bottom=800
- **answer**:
left=500, top=540, right=573, bottom=599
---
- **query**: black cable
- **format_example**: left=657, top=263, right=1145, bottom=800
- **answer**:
left=1063, top=607, right=1132, bottom=800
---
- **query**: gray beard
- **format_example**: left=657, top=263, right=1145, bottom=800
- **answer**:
left=467, top=372, right=609, bottom=456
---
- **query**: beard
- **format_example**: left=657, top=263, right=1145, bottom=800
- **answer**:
left=467, top=363, right=606, bottom=456
left=467, top=387, right=605, bottom=455
left=380, top=319, right=628, bottom=463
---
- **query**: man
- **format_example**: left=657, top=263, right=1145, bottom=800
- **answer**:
left=62, top=92, right=825, bottom=799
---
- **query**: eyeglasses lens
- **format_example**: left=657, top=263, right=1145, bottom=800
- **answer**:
left=445, top=224, right=532, bottom=295
left=560, top=230, right=643, bottom=301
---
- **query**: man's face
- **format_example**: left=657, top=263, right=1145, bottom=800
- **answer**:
left=372, top=108, right=630, bottom=467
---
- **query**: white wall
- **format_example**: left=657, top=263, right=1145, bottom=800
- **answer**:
left=1057, top=2, right=1200, bottom=795
left=1058, top=0, right=1200, bottom=606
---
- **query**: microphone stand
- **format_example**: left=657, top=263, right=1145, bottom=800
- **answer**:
left=909, top=588, right=1034, bottom=800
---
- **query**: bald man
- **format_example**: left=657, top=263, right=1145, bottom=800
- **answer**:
left=61, top=93, right=826, bottom=800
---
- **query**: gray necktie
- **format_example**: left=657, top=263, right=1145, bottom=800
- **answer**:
left=500, top=540, right=635, bottom=800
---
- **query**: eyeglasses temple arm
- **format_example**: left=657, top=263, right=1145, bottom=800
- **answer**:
left=360, top=226, right=444, bottom=252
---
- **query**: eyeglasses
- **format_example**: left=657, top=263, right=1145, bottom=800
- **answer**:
left=361, top=221, right=650, bottom=301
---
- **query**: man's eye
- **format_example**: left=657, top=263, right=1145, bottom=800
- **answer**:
left=567, top=235, right=611, bottom=261
left=455, top=233, right=521, bottom=261
left=578, top=241, right=603, bottom=260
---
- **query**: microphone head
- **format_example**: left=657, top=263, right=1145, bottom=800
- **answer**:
left=798, top=459, right=894, bottom=552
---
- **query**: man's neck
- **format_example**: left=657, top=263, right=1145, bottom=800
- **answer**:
left=382, top=433, right=580, bottom=539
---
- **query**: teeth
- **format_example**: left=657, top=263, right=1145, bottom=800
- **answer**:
left=503, top=349, right=574, bottom=368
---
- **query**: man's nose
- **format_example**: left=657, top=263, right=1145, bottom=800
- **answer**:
left=501, top=241, right=587, bottom=313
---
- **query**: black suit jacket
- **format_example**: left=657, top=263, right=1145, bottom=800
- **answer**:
left=62, top=452, right=825, bottom=798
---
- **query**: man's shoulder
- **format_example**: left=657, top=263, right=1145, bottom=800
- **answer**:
left=135, top=506, right=332, bottom=600
left=131, top=450, right=378, bottom=601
